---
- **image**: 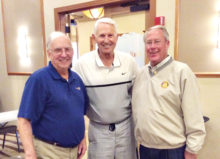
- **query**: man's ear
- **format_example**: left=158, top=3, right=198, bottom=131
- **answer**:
left=47, top=50, right=51, bottom=59
left=115, top=34, right=118, bottom=40
left=92, top=34, right=96, bottom=42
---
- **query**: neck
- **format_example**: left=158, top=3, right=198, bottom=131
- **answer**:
left=60, top=72, right=69, bottom=80
left=56, top=68, right=69, bottom=80
left=98, top=51, right=114, bottom=67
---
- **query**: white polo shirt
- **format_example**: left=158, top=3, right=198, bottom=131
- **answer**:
left=74, top=50, right=138, bottom=124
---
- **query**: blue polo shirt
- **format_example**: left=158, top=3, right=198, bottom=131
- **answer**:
left=18, top=62, right=89, bottom=147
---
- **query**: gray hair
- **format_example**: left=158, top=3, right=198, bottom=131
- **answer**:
left=144, top=25, right=169, bottom=42
left=46, top=31, right=70, bottom=49
left=94, top=17, right=118, bottom=36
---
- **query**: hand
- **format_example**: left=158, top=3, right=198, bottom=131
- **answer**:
left=25, top=151, right=37, bottom=159
left=77, top=137, right=87, bottom=159
left=185, top=151, right=197, bottom=159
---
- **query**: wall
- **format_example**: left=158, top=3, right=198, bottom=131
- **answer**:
left=0, top=0, right=91, bottom=111
left=77, top=11, right=146, bottom=55
left=156, top=0, right=176, bottom=56
left=0, top=2, right=28, bottom=111
left=198, top=78, right=220, bottom=158
left=178, top=0, right=220, bottom=72
left=43, top=0, right=91, bottom=42
left=1, top=0, right=219, bottom=158
left=157, top=0, right=220, bottom=159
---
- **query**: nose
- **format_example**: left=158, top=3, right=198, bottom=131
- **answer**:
left=60, top=49, right=68, bottom=56
left=103, top=36, right=110, bottom=43
left=149, top=42, right=157, bottom=48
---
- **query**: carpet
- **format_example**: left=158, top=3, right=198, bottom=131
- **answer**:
left=0, top=133, right=24, bottom=159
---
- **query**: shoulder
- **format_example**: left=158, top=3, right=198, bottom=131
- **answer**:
left=29, top=66, right=49, bottom=80
left=24, top=66, right=50, bottom=89
left=70, top=70, right=86, bottom=88
left=74, top=51, right=96, bottom=73
left=172, top=60, right=193, bottom=73
left=136, top=65, right=147, bottom=77
left=70, top=70, right=82, bottom=80
left=77, top=51, right=96, bottom=63
left=116, top=50, right=137, bottom=65
left=116, top=50, right=134, bottom=59
left=170, top=60, right=196, bottom=80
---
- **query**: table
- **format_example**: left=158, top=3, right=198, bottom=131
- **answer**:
left=0, top=110, right=18, bottom=123
left=0, top=110, right=20, bottom=152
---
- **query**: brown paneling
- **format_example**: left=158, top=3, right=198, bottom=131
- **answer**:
left=174, top=0, right=180, bottom=61
left=148, top=0, right=156, bottom=28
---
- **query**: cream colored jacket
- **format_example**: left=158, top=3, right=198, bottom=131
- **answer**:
left=132, top=56, right=206, bottom=154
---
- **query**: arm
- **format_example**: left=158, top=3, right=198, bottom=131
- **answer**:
left=180, top=66, right=206, bottom=154
left=18, top=117, right=37, bottom=159
left=77, top=116, right=89, bottom=159
left=77, top=136, right=87, bottom=159
left=185, top=151, right=197, bottom=159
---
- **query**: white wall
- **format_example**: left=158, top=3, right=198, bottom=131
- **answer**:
left=156, top=0, right=176, bottom=57
left=157, top=0, right=220, bottom=158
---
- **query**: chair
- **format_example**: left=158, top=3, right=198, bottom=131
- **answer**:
left=0, top=124, right=20, bottom=152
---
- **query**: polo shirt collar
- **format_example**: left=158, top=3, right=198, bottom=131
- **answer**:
left=48, top=61, right=76, bottom=82
left=95, top=50, right=121, bottom=67
left=148, top=55, right=173, bottom=76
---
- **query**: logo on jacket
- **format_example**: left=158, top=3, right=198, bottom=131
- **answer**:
left=121, top=72, right=127, bottom=75
left=161, top=81, right=169, bottom=88
left=75, top=87, right=81, bottom=90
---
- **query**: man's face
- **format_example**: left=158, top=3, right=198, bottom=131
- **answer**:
left=145, top=29, right=169, bottom=66
left=94, top=23, right=118, bottom=55
left=47, top=36, right=73, bottom=71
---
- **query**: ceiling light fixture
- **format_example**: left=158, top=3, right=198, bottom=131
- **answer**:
left=83, top=7, right=104, bottom=19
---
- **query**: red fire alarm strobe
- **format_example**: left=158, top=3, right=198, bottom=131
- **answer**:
left=155, top=16, right=165, bottom=25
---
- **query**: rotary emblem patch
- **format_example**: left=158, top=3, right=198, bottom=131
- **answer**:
left=161, top=81, right=169, bottom=88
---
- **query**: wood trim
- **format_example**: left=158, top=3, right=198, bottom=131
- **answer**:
left=1, top=0, right=10, bottom=75
left=55, top=0, right=135, bottom=13
left=8, top=72, right=32, bottom=76
left=174, top=0, right=180, bottom=60
left=143, top=0, right=155, bottom=64
left=195, top=73, right=220, bottom=78
left=40, top=0, right=47, bottom=66
left=54, top=0, right=135, bottom=31
left=90, top=36, right=95, bottom=51
left=148, top=0, right=156, bottom=28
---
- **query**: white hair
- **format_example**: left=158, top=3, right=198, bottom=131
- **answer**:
left=46, top=31, right=70, bottom=49
left=144, top=25, right=169, bottom=42
left=94, top=17, right=118, bottom=36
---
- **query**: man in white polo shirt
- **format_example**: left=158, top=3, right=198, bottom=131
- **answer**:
left=74, top=17, right=138, bottom=159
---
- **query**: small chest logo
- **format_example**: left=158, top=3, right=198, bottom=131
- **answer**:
left=75, top=87, right=81, bottom=90
left=121, top=72, right=127, bottom=75
left=161, top=81, right=169, bottom=88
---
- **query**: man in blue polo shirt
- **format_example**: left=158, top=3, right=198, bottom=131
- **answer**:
left=17, top=32, right=88, bottom=159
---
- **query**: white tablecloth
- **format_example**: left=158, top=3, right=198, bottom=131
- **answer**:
left=0, top=110, right=18, bottom=123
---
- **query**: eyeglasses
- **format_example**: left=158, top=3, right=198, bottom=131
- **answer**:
left=146, top=40, right=162, bottom=46
left=50, top=47, right=73, bottom=55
